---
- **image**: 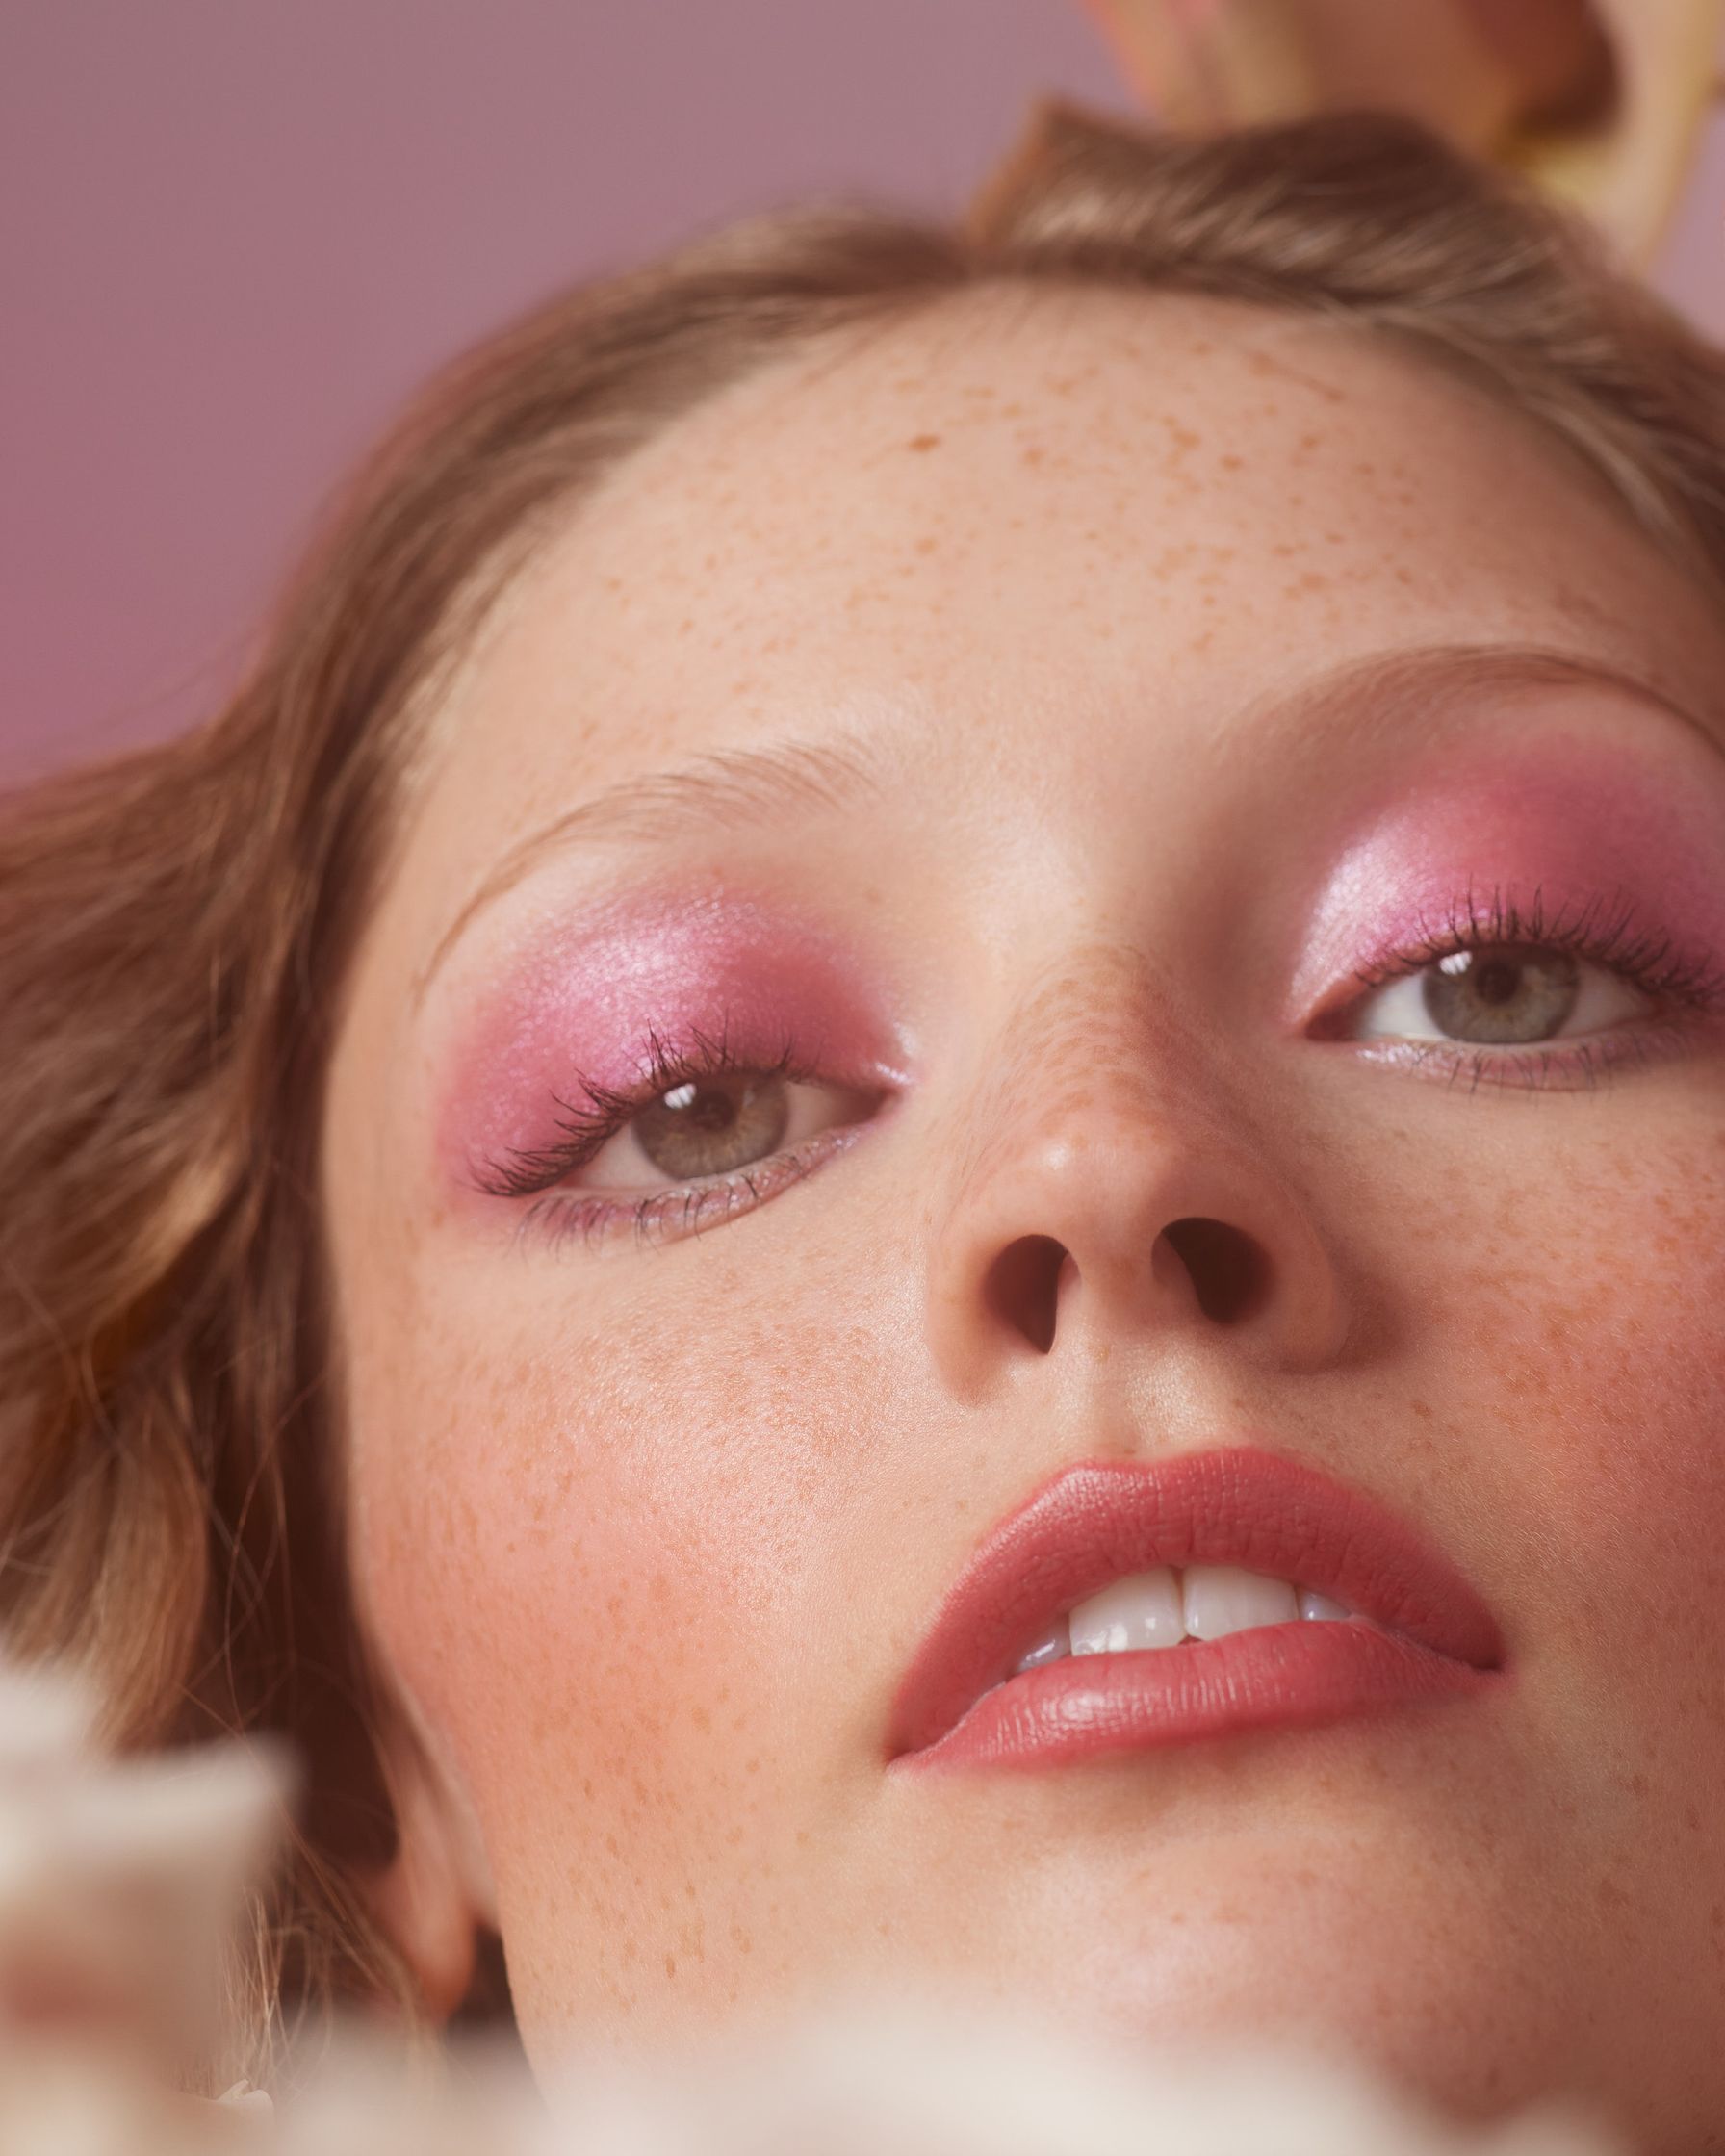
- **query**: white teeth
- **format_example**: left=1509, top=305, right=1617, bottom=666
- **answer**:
left=1068, top=1568, right=1184, bottom=1656
left=1180, top=1564, right=1300, bottom=1642
left=1009, top=1570, right=1354, bottom=1678
left=1013, top=1614, right=1071, bottom=1674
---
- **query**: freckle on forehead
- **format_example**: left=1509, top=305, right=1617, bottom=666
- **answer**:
left=407, top=275, right=1725, bottom=890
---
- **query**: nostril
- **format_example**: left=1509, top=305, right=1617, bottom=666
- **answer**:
left=983, top=1234, right=1070, bottom=1355
left=1160, top=1217, right=1270, bottom=1325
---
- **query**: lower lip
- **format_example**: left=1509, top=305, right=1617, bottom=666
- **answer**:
left=889, top=1620, right=1502, bottom=1775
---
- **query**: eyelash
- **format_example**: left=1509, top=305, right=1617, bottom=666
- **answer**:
left=476, top=886, right=1722, bottom=1247
left=475, top=1019, right=850, bottom=1250
left=1335, top=883, right=1725, bottom=1092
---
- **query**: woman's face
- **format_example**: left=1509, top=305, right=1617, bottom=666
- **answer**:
left=322, top=286, right=1725, bottom=2147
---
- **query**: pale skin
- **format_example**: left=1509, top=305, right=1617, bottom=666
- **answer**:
left=320, top=284, right=1725, bottom=2151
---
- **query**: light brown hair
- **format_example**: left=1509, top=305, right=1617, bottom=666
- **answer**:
left=4, top=102, right=1723, bottom=2078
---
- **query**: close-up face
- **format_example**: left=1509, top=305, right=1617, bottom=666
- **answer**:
left=321, top=283, right=1725, bottom=2146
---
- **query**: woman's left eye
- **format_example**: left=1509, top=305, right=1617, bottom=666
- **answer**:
left=578, top=1070, right=876, bottom=1192
left=1352, top=941, right=1648, bottom=1047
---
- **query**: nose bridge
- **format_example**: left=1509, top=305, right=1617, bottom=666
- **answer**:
left=925, top=934, right=1350, bottom=1391
left=940, top=936, right=1240, bottom=1225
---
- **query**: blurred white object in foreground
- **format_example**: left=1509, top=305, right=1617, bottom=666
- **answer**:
left=545, top=1993, right=1625, bottom=2156
left=0, top=1654, right=1629, bottom=2153
left=0, top=1658, right=284, bottom=2075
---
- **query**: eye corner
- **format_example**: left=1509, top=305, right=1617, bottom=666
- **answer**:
left=1297, top=975, right=1376, bottom=1046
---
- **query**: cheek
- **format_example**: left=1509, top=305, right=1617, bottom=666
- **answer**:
left=1516, top=1139, right=1725, bottom=1673
left=347, top=1318, right=770, bottom=2024
left=350, top=1320, right=759, bottom=1810
left=1448, top=1129, right=1725, bottom=1476
left=1377, top=1120, right=1725, bottom=1721
left=341, top=1223, right=903, bottom=2024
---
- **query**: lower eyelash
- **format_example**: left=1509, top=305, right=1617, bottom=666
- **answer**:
left=474, top=1017, right=822, bottom=1204
left=491, top=882, right=1719, bottom=1247
left=1351, top=1026, right=1675, bottom=1097
left=1337, top=883, right=1725, bottom=1093
left=517, top=1132, right=845, bottom=1253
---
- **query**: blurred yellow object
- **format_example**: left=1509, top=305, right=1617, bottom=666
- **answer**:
left=1085, top=0, right=1724, bottom=263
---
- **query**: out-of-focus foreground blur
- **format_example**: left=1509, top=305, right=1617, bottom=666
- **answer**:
left=0, top=1656, right=1627, bottom=2153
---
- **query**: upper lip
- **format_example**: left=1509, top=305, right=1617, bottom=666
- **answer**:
left=886, top=1445, right=1506, bottom=1759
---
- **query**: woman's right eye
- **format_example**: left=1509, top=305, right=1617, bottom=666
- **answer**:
left=578, top=1070, right=878, bottom=1192
left=1352, top=941, right=1649, bottom=1048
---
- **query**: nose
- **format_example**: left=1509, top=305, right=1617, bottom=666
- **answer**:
left=923, top=948, right=1352, bottom=1399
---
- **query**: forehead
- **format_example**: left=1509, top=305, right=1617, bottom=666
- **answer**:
left=402, top=282, right=1721, bottom=886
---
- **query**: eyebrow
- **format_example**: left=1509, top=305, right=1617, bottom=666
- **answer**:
left=412, top=639, right=1723, bottom=1009
left=412, top=727, right=898, bottom=1005
left=1250, top=640, right=1725, bottom=781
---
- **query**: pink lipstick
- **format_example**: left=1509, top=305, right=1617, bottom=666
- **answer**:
left=888, top=1447, right=1506, bottom=1774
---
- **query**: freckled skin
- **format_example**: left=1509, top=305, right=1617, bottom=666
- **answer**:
left=322, top=288, right=1725, bottom=2149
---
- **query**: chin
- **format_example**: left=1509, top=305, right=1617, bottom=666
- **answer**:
left=1061, top=1904, right=1567, bottom=2133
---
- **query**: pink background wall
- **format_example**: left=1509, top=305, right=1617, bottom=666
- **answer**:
left=3, top=3, right=1720, bottom=783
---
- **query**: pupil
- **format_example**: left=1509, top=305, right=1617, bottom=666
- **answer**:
left=1421, top=942, right=1581, bottom=1045
left=663, top=1081, right=738, bottom=1134
left=633, top=1071, right=790, bottom=1180
left=1473, top=958, right=1521, bottom=1007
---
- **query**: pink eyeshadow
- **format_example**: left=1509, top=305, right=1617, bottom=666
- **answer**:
left=1290, top=738, right=1725, bottom=1015
left=434, top=886, right=908, bottom=1188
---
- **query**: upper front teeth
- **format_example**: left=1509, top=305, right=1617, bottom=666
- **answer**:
left=1067, top=1567, right=1184, bottom=1655
left=1014, top=1567, right=1355, bottom=1674
left=1184, top=1564, right=1300, bottom=1641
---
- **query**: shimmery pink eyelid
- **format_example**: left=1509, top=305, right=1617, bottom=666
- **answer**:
left=1288, top=740, right=1725, bottom=1013
left=434, top=889, right=909, bottom=1190
left=471, top=1022, right=837, bottom=1201
left=504, top=883, right=1724, bottom=1242
left=444, top=832, right=1725, bottom=1250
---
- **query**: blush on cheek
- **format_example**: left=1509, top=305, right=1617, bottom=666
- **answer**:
left=432, top=886, right=909, bottom=1193
left=1289, top=739, right=1725, bottom=1014
left=361, top=1408, right=728, bottom=1876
